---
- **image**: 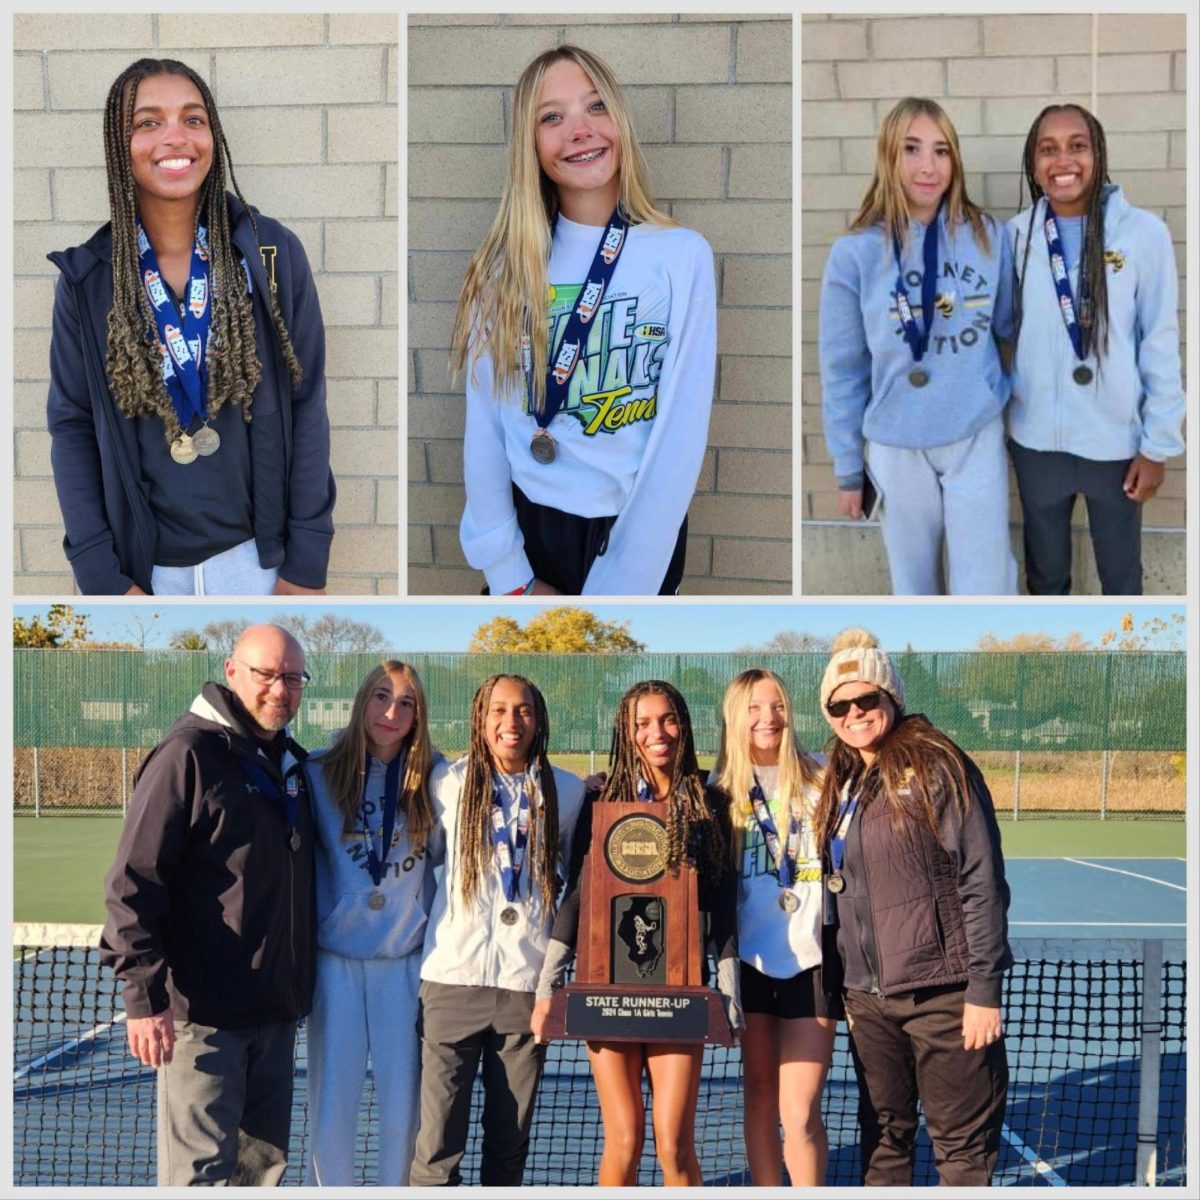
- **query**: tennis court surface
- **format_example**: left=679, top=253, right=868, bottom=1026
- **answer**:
left=12, top=859, right=1187, bottom=1186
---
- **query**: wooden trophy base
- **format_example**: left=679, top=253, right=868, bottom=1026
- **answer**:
left=545, top=983, right=733, bottom=1046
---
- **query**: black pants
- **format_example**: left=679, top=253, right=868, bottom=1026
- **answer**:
left=1008, top=439, right=1143, bottom=595
left=844, top=985, right=1008, bottom=1187
left=508, top=484, right=687, bottom=595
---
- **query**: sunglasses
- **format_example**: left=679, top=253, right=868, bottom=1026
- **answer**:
left=826, top=690, right=886, bottom=719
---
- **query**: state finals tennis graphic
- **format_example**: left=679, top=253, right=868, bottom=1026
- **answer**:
left=889, top=257, right=995, bottom=354
left=534, top=283, right=668, bottom=437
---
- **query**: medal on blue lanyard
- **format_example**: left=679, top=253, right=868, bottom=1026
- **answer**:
left=525, top=207, right=628, bottom=464
left=492, top=775, right=531, bottom=925
left=362, top=749, right=406, bottom=911
left=138, top=221, right=218, bottom=463
left=1042, top=203, right=1094, bottom=385
left=749, top=776, right=802, bottom=912
left=237, top=753, right=302, bottom=852
left=826, top=790, right=860, bottom=894
left=891, top=198, right=943, bottom=389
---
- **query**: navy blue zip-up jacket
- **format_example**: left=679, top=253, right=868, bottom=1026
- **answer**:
left=47, top=194, right=335, bottom=595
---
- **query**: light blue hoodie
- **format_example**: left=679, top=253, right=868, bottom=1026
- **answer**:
left=306, top=747, right=442, bottom=960
left=819, top=211, right=1011, bottom=488
left=1000, top=185, right=1184, bottom=463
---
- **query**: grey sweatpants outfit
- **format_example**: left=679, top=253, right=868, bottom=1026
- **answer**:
left=157, top=1019, right=296, bottom=1186
left=409, top=980, right=545, bottom=1187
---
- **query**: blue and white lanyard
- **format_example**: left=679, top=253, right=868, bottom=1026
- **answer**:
left=491, top=776, right=531, bottom=903
left=829, top=792, right=860, bottom=877
left=237, top=751, right=300, bottom=847
left=138, top=221, right=211, bottom=428
left=891, top=199, right=943, bottom=365
left=749, top=775, right=802, bottom=889
left=362, top=749, right=406, bottom=888
left=524, top=206, right=629, bottom=428
left=1042, top=203, right=1090, bottom=362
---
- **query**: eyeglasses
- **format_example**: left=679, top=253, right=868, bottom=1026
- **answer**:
left=826, top=690, right=885, bottom=719
left=236, top=661, right=311, bottom=690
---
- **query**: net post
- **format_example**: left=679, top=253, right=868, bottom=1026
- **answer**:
left=33, top=746, right=41, bottom=818
left=589, top=750, right=596, bottom=775
left=1013, top=749, right=1021, bottom=821
left=1134, top=938, right=1164, bottom=1186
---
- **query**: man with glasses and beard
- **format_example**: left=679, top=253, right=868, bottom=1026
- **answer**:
left=101, top=623, right=316, bottom=1185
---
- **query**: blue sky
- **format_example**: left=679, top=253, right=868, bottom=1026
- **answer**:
left=15, top=600, right=1185, bottom=653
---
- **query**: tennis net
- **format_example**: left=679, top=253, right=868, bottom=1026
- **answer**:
left=12, top=929, right=1186, bottom=1187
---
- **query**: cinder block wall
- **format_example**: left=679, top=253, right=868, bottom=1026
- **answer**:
left=12, top=13, right=399, bottom=595
left=801, top=12, right=1188, bottom=591
left=408, top=13, right=792, bottom=596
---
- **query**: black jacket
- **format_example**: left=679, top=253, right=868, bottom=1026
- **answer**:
left=832, top=716, right=1012, bottom=1006
left=99, top=683, right=316, bottom=1029
left=47, top=194, right=335, bottom=594
left=551, top=782, right=738, bottom=980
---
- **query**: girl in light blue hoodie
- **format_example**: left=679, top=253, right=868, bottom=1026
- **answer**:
left=1002, top=104, right=1184, bottom=595
left=303, top=661, right=442, bottom=1186
left=819, top=97, right=1017, bottom=596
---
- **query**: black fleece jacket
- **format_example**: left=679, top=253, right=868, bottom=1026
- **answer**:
left=47, top=194, right=335, bottom=594
left=99, top=683, right=316, bottom=1029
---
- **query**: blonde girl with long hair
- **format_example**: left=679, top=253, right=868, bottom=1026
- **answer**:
left=712, top=669, right=838, bottom=1185
left=452, top=45, right=716, bottom=596
left=303, top=661, right=439, bottom=1185
left=818, top=96, right=1016, bottom=595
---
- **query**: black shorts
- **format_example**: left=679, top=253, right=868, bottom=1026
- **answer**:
left=741, top=960, right=844, bottom=1021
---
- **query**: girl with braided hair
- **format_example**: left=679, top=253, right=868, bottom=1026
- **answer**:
left=47, top=58, right=334, bottom=595
left=412, top=674, right=586, bottom=1187
left=1000, top=103, right=1184, bottom=594
left=533, top=680, right=740, bottom=1186
left=303, top=662, right=440, bottom=1185
left=712, top=669, right=839, bottom=1186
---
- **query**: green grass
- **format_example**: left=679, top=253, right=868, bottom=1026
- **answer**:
left=12, top=812, right=1184, bottom=927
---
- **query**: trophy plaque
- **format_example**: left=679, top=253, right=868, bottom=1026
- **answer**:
left=545, top=801, right=732, bottom=1045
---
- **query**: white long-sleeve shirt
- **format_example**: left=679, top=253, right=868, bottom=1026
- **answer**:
left=460, top=216, right=717, bottom=595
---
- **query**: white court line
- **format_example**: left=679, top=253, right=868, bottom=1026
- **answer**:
left=1001, top=1123, right=1068, bottom=1187
left=1063, top=858, right=1186, bottom=892
left=13, top=1012, right=126, bottom=1082
left=1011, top=921, right=1185, bottom=927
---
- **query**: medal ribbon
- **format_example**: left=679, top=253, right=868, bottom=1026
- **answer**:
left=891, top=199, right=943, bottom=366
left=137, top=221, right=212, bottom=430
left=362, top=749, right=407, bottom=888
left=1041, top=202, right=1090, bottom=363
left=749, top=775, right=801, bottom=889
left=524, top=206, right=629, bottom=430
left=491, top=776, right=531, bottom=903
left=828, top=789, right=860, bottom=877
left=237, top=752, right=299, bottom=842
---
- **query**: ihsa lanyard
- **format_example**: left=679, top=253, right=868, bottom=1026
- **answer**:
left=891, top=199, right=943, bottom=388
left=361, top=749, right=407, bottom=894
left=491, top=775, right=531, bottom=904
left=1041, top=202, right=1094, bottom=385
left=524, top=206, right=629, bottom=464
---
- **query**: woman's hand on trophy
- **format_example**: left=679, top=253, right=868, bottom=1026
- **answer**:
left=531, top=997, right=553, bottom=1045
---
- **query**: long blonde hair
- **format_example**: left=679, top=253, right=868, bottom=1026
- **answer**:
left=713, top=669, right=823, bottom=842
left=321, top=661, right=435, bottom=851
left=450, top=44, right=672, bottom=414
left=850, top=96, right=990, bottom=257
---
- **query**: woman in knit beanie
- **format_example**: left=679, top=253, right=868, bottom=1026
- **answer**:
left=814, top=628, right=1012, bottom=1186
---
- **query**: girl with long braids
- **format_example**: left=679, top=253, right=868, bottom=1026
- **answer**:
left=412, top=675, right=585, bottom=1187
left=711, top=669, right=839, bottom=1186
left=1001, top=103, right=1185, bottom=595
left=815, top=629, right=1011, bottom=1186
left=47, top=58, right=334, bottom=595
left=302, top=662, right=438, bottom=1185
left=819, top=97, right=1017, bottom=595
left=453, top=45, right=716, bottom=596
left=533, top=680, right=740, bottom=1186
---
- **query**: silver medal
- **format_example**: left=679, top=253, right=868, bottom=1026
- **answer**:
left=288, top=829, right=301, bottom=852
left=827, top=872, right=846, bottom=894
left=192, top=425, right=221, bottom=455
left=500, top=906, right=519, bottom=926
left=170, top=433, right=198, bottom=465
left=908, top=368, right=930, bottom=388
left=367, top=891, right=385, bottom=911
left=1072, top=365, right=1093, bottom=385
left=778, top=890, right=800, bottom=913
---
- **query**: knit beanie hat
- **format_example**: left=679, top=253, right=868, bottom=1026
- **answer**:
left=820, top=628, right=905, bottom=711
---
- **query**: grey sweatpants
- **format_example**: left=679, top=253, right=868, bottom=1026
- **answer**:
left=156, top=1019, right=296, bottom=1186
left=409, top=980, right=545, bottom=1187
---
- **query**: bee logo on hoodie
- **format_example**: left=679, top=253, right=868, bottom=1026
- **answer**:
left=934, top=291, right=956, bottom=319
left=1104, top=249, right=1126, bottom=274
